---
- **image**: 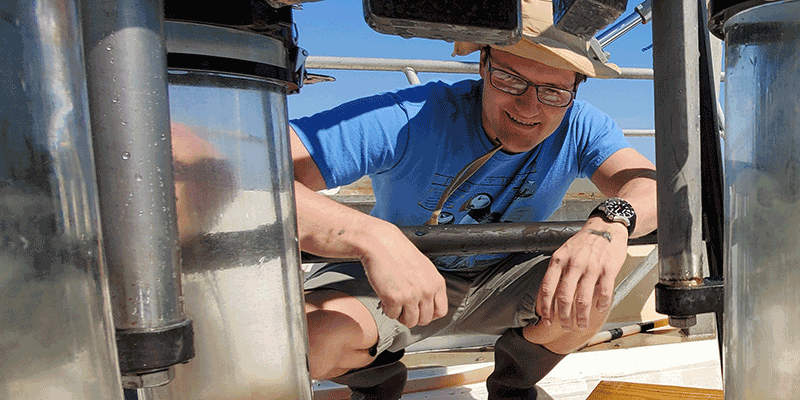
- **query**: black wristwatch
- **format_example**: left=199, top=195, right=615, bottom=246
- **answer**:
left=589, top=197, right=636, bottom=236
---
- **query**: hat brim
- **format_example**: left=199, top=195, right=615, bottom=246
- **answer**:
left=496, top=37, right=620, bottom=79
left=453, top=38, right=621, bottom=79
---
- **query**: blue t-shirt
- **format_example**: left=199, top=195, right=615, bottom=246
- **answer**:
left=291, top=79, right=629, bottom=270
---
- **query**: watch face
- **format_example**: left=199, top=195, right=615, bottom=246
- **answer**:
left=605, top=198, right=635, bottom=219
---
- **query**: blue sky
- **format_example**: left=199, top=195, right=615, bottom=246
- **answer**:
left=287, top=0, right=657, bottom=161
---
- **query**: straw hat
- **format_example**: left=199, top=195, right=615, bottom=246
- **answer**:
left=453, top=0, right=620, bottom=78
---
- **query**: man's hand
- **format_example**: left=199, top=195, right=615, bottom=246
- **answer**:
left=359, top=221, right=448, bottom=328
left=535, top=217, right=629, bottom=331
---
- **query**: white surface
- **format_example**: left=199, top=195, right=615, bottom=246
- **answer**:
left=400, top=339, right=722, bottom=400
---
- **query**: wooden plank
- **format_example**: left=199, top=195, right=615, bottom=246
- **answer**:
left=587, top=381, right=723, bottom=399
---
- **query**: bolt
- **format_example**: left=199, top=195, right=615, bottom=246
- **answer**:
left=669, top=315, right=697, bottom=329
left=121, top=367, right=174, bottom=389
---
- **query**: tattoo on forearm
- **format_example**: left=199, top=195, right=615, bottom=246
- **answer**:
left=588, top=229, right=612, bottom=242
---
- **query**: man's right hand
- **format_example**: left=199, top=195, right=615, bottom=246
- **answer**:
left=290, top=126, right=447, bottom=329
left=359, top=221, right=448, bottom=328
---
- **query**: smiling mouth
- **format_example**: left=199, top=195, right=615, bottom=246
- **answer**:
left=505, top=111, right=539, bottom=127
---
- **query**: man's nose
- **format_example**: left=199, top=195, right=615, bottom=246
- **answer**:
left=515, top=89, right=543, bottom=116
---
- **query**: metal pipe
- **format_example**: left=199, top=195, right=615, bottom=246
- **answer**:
left=599, top=0, right=651, bottom=47
left=81, top=0, right=192, bottom=380
left=295, top=222, right=657, bottom=264
left=611, top=247, right=658, bottom=311
left=307, top=56, right=477, bottom=73
left=597, top=13, right=639, bottom=48
left=305, top=56, right=700, bottom=81
left=596, top=3, right=647, bottom=48
left=723, top=1, right=800, bottom=396
left=403, top=66, right=421, bottom=85
left=622, top=129, right=654, bottom=137
left=652, top=0, right=704, bottom=328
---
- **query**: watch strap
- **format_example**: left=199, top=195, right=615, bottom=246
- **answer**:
left=589, top=197, right=636, bottom=236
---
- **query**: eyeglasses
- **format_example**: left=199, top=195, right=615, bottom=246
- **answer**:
left=486, top=56, right=575, bottom=108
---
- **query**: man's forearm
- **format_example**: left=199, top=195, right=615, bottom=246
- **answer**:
left=294, top=181, right=391, bottom=259
left=294, top=180, right=449, bottom=327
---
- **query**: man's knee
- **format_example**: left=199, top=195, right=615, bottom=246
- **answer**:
left=305, top=290, right=379, bottom=379
left=520, top=317, right=604, bottom=354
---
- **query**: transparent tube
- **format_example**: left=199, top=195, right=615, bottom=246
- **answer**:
left=148, top=70, right=311, bottom=400
left=723, top=1, right=800, bottom=397
left=0, top=0, right=123, bottom=398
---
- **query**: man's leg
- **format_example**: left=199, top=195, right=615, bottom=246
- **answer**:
left=486, top=328, right=565, bottom=400
left=305, top=289, right=380, bottom=380
left=486, top=307, right=610, bottom=399
left=305, top=289, right=409, bottom=400
left=304, top=262, right=471, bottom=399
left=452, top=254, right=610, bottom=400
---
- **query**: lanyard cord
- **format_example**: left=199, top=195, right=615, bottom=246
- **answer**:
left=426, top=139, right=504, bottom=225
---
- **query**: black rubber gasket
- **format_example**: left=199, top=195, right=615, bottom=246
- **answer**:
left=116, top=319, right=195, bottom=374
left=167, top=53, right=296, bottom=90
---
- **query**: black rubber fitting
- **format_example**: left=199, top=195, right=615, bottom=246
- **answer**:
left=655, top=279, right=724, bottom=317
left=116, top=319, right=195, bottom=374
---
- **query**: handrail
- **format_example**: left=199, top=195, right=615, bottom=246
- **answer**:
left=305, top=56, right=659, bottom=137
left=306, top=55, right=657, bottom=80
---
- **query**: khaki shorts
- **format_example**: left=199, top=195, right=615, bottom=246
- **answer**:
left=304, top=253, right=550, bottom=355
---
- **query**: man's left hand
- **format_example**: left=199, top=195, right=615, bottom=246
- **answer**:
left=535, top=216, right=629, bottom=331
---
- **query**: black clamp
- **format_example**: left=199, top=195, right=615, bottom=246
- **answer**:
left=116, top=319, right=195, bottom=374
left=655, top=278, right=724, bottom=317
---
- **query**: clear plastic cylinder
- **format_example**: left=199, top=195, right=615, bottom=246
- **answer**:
left=723, top=1, right=800, bottom=397
left=0, top=0, right=124, bottom=398
left=148, top=69, right=311, bottom=399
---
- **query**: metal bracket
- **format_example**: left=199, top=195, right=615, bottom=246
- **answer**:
left=589, top=38, right=609, bottom=63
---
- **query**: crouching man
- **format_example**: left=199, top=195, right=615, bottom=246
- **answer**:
left=290, top=1, right=657, bottom=398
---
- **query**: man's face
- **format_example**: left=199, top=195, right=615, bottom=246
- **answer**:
left=479, top=49, right=577, bottom=153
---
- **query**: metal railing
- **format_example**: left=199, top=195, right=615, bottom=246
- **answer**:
left=306, top=55, right=658, bottom=79
left=305, top=55, right=658, bottom=137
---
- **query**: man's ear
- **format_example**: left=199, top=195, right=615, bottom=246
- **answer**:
left=478, top=48, right=489, bottom=80
left=573, top=72, right=587, bottom=91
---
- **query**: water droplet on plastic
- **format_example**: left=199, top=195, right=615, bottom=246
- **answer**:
left=121, top=152, right=130, bottom=160
left=258, top=256, right=267, bottom=264
left=121, top=121, right=127, bottom=126
left=135, top=174, right=142, bottom=182
left=111, top=97, right=119, bottom=103
left=106, top=46, right=112, bottom=51
left=160, top=134, right=167, bottom=141
left=137, top=210, right=144, bottom=216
